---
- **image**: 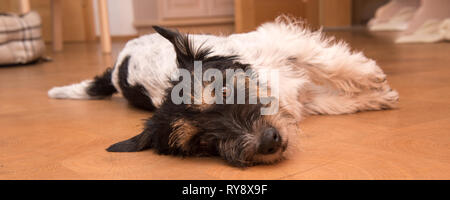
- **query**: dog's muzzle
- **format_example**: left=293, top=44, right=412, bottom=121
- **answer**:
left=258, top=127, right=282, bottom=154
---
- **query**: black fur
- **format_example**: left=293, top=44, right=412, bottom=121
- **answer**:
left=107, top=120, right=156, bottom=152
left=86, top=67, right=117, bottom=97
left=153, top=25, right=212, bottom=68
left=117, top=56, right=157, bottom=111
left=107, top=26, right=285, bottom=167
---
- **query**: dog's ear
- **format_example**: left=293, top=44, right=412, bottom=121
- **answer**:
left=152, top=25, right=180, bottom=44
left=106, top=120, right=156, bottom=152
left=152, top=26, right=210, bottom=69
left=106, top=129, right=153, bottom=152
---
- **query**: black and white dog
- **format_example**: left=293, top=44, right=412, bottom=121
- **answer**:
left=48, top=16, right=399, bottom=167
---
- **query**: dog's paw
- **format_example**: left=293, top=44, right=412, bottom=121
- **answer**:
left=364, top=64, right=388, bottom=90
left=370, top=72, right=387, bottom=84
left=348, top=59, right=388, bottom=90
left=376, top=88, right=400, bottom=109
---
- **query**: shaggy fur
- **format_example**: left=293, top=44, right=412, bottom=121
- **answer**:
left=48, top=16, right=399, bottom=167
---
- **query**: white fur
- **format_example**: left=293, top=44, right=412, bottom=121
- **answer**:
left=48, top=80, right=95, bottom=99
left=48, top=16, right=399, bottom=122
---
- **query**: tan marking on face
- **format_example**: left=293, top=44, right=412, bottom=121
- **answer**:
left=168, top=119, right=198, bottom=151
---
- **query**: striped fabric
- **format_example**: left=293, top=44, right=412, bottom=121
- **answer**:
left=0, top=11, right=45, bottom=65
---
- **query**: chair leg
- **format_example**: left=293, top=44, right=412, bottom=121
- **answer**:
left=51, top=0, right=63, bottom=51
left=98, top=0, right=111, bottom=54
left=18, top=0, right=31, bottom=14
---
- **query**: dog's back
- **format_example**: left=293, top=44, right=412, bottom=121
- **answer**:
left=47, top=32, right=227, bottom=110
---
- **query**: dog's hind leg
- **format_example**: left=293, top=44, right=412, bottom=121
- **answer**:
left=302, top=84, right=399, bottom=115
left=48, top=67, right=117, bottom=99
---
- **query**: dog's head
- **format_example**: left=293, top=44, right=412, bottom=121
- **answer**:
left=107, top=26, right=296, bottom=167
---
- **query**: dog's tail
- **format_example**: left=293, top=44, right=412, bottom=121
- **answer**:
left=48, top=68, right=117, bottom=99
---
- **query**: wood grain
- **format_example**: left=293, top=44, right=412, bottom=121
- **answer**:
left=319, top=0, right=352, bottom=27
left=235, top=0, right=304, bottom=33
left=234, top=0, right=352, bottom=32
left=0, top=30, right=449, bottom=180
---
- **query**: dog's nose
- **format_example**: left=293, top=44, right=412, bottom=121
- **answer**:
left=258, top=127, right=281, bottom=154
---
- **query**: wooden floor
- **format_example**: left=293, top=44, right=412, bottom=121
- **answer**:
left=1, top=30, right=449, bottom=180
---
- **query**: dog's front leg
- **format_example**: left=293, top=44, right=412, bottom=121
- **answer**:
left=295, top=45, right=399, bottom=114
left=301, top=46, right=389, bottom=94
left=302, top=84, right=399, bottom=115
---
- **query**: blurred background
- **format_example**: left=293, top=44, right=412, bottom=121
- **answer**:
left=0, top=0, right=389, bottom=50
left=1, top=0, right=449, bottom=180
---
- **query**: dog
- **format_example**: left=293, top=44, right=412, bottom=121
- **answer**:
left=48, top=16, right=399, bottom=167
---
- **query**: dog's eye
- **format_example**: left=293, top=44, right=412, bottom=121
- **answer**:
left=222, top=86, right=231, bottom=97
